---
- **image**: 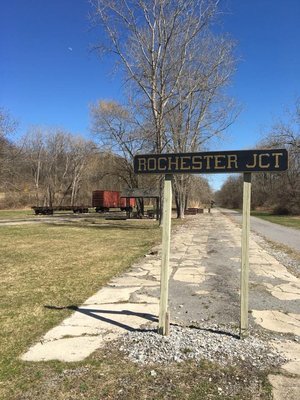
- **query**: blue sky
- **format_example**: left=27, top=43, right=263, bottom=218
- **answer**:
left=1, top=0, right=300, bottom=190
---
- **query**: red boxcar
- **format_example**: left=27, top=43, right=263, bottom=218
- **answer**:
left=120, top=197, right=136, bottom=210
left=92, top=190, right=135, bottom=212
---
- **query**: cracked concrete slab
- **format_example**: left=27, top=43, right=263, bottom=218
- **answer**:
left=85, top=286, right=141, bottom=304
left=61, top=302, right=159, bottom=331
left=194, top=290, right=210, bottom=295
left=22, top=335, right=115, bottom=362
left=109, top=276, right=159, bottom=287
left=270, top=282, right=300, bottom=301
left=268, top=375, right=300, bottom=400
left=271, top=340, right=300, bottom=375
left=252, top=310, right=300, bottom=336
left=173, top=267, right=206, bottom=284
left=252, top=263, right=298, bottom=282
left=22, top=302, right=158, bottom=362
left=129, top=293, right=159, bottom=304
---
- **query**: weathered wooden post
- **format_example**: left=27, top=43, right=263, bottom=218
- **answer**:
left=158, top=174, right=172, bottom=335
left=240, top=172, right=252, bottom=337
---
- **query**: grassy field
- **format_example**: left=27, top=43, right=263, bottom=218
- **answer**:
left=250, top=211, right=300, bottom=229
left=0, top=217, right=162, bottom=399
left=0, top=209, right=94, bottom=219
left=0, top=209, right=35, bottom=219
left=0, top=215, right=273, bottom=399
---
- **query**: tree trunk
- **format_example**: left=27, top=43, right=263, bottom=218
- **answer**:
left=178, top=188, right=186, bottom=219
left=174, top=175, right=188, bottom=219
left=136, top=198, right=144, bottom=217
left=175, top=193, right=180, bottom=218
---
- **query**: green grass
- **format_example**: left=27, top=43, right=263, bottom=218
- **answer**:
left=0, top=209, right=94, bottom=219
left=10, top=347, right=273, bottom=400
left=0, top=218, right=161, bottom=399
left=0, top=208, right=158, bottom=220
left=250, top=211, right=300, bottom=229
left=0, top=209, right=34, bottom=219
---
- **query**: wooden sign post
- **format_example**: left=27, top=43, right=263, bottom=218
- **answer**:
left=158, top=175, right=172, bottom=335
left=240, top=173, right=251, bottom=337
left=134, top=149, right=288, bottom=337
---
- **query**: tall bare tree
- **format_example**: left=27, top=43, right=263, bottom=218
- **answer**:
left=252, top=100, right=300, bottom=214
left=164, top=32, right=236, bottom=216
left=22, top=127, right=45, bottom=205
left=90, top=0, right=236, bottom=217
left=68, top=137, right=97, bottom=206
left=90, top=100, right=158, bottom=214
left=91, top=0, right=234, bottom=151
left=91, top=100, right=147, bottom=188
left=22, top=128, right=97, bottom=207
left=217, top=100, right=300, bottom=214
left=0, top=108, right=18, bottom=188
left=0, top=108, right=17, bottom=142
left=215, top=175, right=243, bottom=209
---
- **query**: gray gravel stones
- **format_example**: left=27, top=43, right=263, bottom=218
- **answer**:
left=118, top=325, right=285, bottom=370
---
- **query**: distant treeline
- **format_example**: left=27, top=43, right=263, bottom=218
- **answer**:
left=0, top=112, right=212, bottom=213
left=216, top=102, right=300, bottom=215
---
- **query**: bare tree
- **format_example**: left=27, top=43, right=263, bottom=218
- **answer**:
left=22, top=128, right=97, bottom=207
left=0, top=108, right=17, bottom=141
left=91, top=0, right=234, bottom=151
left=0, top=108, right=18, bottom=188
left=22, top=127, right=45, bottom=205
left=164, top=32, right=236, bottom=217
left=90, top=99, right=157, bottom=187
left=90, top=100, right=158, bottom=214
left=217, top=101, right=300, bottom=214
left=68, top=137, right=97, bottom=206
left=252, top=100, right=300, bottom=214
left=215, top=175, right=243, bottom=209
left=90, top=0, right=236, bottom=218
left=187, top=175, right=213, bottom=207
left=91, top=0, right=219, bottom=153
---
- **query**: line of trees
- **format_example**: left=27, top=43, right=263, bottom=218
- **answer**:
left=0, top=108, right=212, bottom=211
left=216, top=101, right=300, bottom=215
left=0, top=109, right=119, bottom=208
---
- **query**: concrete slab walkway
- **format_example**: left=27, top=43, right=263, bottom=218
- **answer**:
left=22, top=209, right=300, bottom=398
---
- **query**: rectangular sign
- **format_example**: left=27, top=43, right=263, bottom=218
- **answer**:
left=134, top=149, right=288, bottom=174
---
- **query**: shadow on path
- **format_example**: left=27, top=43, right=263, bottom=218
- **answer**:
left=45, top=304, right=158, bottom=332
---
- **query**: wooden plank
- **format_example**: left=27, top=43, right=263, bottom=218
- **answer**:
left=158, top=174, right=172, bottom=335
left=240, top=172, right=252, bottom=338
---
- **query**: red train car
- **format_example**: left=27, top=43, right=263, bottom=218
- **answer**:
left=92, top=190, right=135, bottom=212
left=120, top=197, right=135, bottom=210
